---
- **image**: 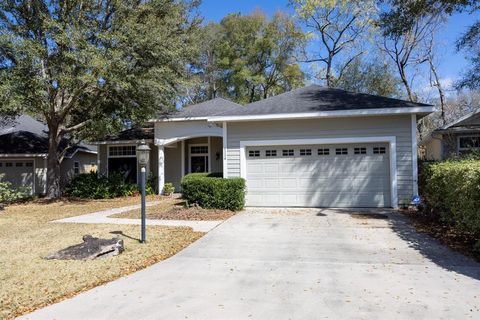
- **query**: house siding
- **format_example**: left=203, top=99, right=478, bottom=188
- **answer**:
left=226, top=115, right=415, bottom=206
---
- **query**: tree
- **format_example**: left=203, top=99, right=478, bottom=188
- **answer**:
left=380, top=14, right=443, bottom=102
left=332, top=56, right=401, bottom=97
left=291, top=0, right=378, bottom=87
left=0, top=0, right=201, bottom=198
left=457, top=21, right=480, bottom=89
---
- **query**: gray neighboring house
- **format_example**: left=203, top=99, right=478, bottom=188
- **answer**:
left=420, top=108, right=480, bottom=160
left=96, top=85, right=435, bottom=208
left=0, top=115, right=98, bottom=195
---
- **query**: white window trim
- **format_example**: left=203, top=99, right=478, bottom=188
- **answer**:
left=107, top=144, right=138, bottom=182
left=107, top=144, right=137, bottom=158
left=188, top=143, right=210, bottom=173
left=73, top=161, right=80, bottom=175
left=239, top=136, right=398, bottom=209
left=457, top=134, right=480, bottom=154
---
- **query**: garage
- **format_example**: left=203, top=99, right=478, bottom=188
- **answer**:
left=245, top=143, right=391, bottom=208
left=0, top=160, right=34, bottom=194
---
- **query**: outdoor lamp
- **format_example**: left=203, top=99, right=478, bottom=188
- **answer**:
left=137, top=140, right=151, bottom=167
left=137, top=140, right=151, bottom=243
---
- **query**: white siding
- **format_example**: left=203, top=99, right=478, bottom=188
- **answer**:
left=226, top=115, right=414, bottom=206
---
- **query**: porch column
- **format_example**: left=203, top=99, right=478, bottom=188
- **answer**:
left=158, top=145, right=165, bottom=195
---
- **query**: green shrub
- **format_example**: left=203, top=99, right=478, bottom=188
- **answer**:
left=181, top=173, right=245, bottom=211
left=163, top=182, right=175, bottom=196
left=65, top=172, right=138, bottom=199
left=0, top=181, right=31, bottom=203
left=421, top=160, right=480, bottom=237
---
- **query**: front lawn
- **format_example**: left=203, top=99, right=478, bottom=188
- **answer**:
left=110, top=197, right=236, bottom=221
left=0, top=196, right=204, bottom=319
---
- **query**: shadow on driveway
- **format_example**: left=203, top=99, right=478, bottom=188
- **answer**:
left=315, top=208, right=480, bottom=281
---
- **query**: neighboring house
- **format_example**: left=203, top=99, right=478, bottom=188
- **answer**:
left=419, top=109, right=480, bottom=160
left=96, top=85, right=434, bottom=208
left=0, top=115, right=98, bottom=195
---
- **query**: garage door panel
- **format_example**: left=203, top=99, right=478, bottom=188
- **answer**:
left=245, top=143, right=391, bottom=208
left=0, top=160, right=34, bottom=194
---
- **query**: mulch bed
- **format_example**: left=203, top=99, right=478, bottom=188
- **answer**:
left=147, top=206, right=235, bottom=221
left=401, top=209, right=480, bottom=262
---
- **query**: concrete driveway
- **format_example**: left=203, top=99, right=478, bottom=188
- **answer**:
left=21, top=208, right=480, bottom=320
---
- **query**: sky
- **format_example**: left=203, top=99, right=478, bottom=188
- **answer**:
left=198, top=0, right=480, bottom=93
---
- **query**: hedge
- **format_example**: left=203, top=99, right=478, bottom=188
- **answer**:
left=181, top=173, right=245, bottom=211
left=65, top=172, right=139, bottom=199
left=420, top=160, right=480, bottom=238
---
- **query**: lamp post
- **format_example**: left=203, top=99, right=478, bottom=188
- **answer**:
left=137, top=140, right=151, bottom=243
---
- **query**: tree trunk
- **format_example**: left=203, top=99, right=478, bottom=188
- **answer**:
left=46, top=121, right=62, bottom=199
left=399, top=66, right=415, bottom=102
left=428, top=58, right=447, bottom=125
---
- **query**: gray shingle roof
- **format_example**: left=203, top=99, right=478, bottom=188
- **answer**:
left=0, top=115, right=97, bottom=156
left=160, top=98, right=244, bottom=119
left=104, top=127, right=154, bottom=141
left=214, top=85, right=432, bottom=117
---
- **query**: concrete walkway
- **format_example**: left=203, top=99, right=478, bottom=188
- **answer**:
left=22, top=208, right=480, bottom=320
left=53, top=201, right=223, bottom=232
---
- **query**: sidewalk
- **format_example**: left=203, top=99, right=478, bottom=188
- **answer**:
left=54, top=201, right=224, bottom=232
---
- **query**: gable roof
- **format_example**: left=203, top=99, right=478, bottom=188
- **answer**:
left=212, top=85, right=433, bottom=119
left=157, top=98, right=244, bottom=120
left=439, top=108, right=480, bottom=130
left=0, top=115, right=97, bottom=157
left=101, top=126, right=155, bottom=143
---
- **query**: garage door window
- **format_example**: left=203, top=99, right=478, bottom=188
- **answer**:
left=373, top=147, right=386, bottom=154
left=6, top=163, right=12, bottom=167
left=300, top=149, right=312, bottom=156
left=336, top=148, right=348, bottom=155
left=16, top=163, right=23, bottom=167
left=318, top=148, right=330, bottom=155
left=265, top=150, right=277, bottom=157
left=25, top=162, right=33, bottom=167
left=282, top=149, right=294, bottom=156
left=354, top=147, right=367, bottom=155
left=248, top=150, right=260, bottom=157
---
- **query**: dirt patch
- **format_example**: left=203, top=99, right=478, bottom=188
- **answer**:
left=401, top=210, right=480, bottom=262
left=111, top=199, right=235, bottom=221
left=350, top=213, right=389, bottom=220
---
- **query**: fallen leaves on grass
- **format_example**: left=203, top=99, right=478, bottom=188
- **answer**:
left=0, top=196, right=204, bottom=319
left=111, top=198, right=235, bottom=221
left=401, top=210, right=480, bottom=262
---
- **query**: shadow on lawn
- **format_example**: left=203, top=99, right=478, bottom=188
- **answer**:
left=316, top=208, right=480, bottom=281
left=110, top=230, right=140, bottom=242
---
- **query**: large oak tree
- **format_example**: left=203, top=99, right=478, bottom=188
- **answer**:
left=0, top=0, right=200, bottom=198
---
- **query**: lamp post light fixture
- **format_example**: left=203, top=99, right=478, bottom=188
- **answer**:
left=137, top=139, right=151, bottom=243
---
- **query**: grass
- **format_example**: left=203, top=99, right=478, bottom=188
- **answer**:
left=0, top=196, right=204, bottom=319
left=111, top=197, right=236, bottom=221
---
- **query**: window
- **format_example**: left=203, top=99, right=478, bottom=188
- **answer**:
left=459, top=136, right=480, bottom=154
left=109, top=145, right=136, bottom=157
left=336, top=148, right=348, bottom=155
left=25, top=162, right=33, bottom=167
left=373, top=147, right=386, bottom=154
left=248, top=150, right=261, bottom=157
left=191, top=146, right=209, bottom=154
left=266, top=150, right=277, bottom=157
left=6, top=163, right=12, bottom=167
left=354, top=147, right=367, bottom=155
left=74, top=161, right=80, bottom=175
left=282, top=149, right=294, bottom=156
left=300, top=149, right=312, bottom=156
left=318, top=148, right=330, bottom=155
left=15, top=162, right=23, bottom=167
left=190, top=145, right=209, bottom=173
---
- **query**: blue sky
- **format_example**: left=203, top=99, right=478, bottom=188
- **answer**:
left=198, top=0, right=479, bottom=90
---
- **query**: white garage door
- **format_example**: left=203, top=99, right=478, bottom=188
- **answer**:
left=0, top=160, right=34, bottom=194
left=245, top=144, right=391, bottom=208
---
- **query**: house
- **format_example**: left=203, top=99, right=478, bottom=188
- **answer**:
left=96, top=85, right=435, bottom=208
left=0, top=115, right=98, bottom=195
left=420, top=108, right=480, bottom=160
